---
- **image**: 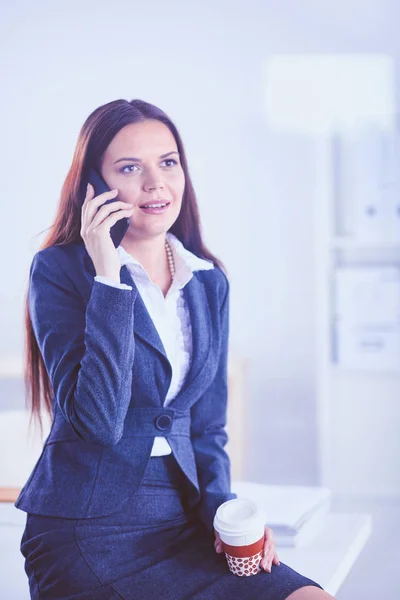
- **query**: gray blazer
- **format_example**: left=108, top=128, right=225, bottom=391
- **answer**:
left=14, top=240, right=237, bottom=533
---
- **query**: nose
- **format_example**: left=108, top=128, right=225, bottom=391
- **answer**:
left=144, top=182, right=164, bottom=192
left=143, top=172, right=165, bottom=192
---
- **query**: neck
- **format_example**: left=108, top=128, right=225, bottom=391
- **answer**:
left=120, top=232, right=170, bottom=281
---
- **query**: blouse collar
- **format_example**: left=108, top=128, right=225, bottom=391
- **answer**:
left=117, top=232, right=214, bottom=290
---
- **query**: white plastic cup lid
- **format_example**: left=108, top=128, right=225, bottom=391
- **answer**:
left=213, top=498, right=265, bottom=536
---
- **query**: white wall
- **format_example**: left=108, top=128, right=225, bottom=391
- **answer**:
left=1, top=0, right=400, bottom=495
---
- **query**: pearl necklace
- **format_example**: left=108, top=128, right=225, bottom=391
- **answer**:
left=164, top=239, right=175, bottom=277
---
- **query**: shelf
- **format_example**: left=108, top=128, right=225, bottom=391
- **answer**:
left=331, top=364, right=400, bottom=378
left=330, top=237, right=400, bottom=250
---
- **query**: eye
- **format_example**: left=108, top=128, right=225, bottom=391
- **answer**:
left=119, top=159, right=178, bottom=174
left=162, top=159, right=178, bottom=167
left=120, top=164, right=139, bottom=174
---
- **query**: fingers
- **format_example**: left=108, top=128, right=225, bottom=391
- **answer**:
left=81, top=183, right=113, bottom=234
left=260, top=544, right=274, bottom=572
left=82, top=184, right=133, bottom=235
left=260, top=525, right=280, bottom=573
left=214, top=530, right=223, bottom=554
left=82, top=182, right=96, bottom=211
left=213, top=525, right=281, bottom=570
left=264, top=526, right=274, bottom=538
left=83, top=182, right=94, bottom=204
left=83, top=184, right=118, bottom=220
left=84, top=182, right=120, bottom=206
left=82, top=183, right=118, bottom=218
left=90, top=200, right=133, bottom=231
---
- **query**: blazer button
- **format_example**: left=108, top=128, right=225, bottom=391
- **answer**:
left=155, top=414, right=172, bottom=431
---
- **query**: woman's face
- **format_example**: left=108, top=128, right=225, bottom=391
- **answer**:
left=100, top=119, right=185, bottom=238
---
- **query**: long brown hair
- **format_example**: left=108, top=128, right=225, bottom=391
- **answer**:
left=25, top=98, right=227, bottom=439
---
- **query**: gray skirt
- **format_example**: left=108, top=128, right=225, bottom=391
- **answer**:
left=20, top=453, right=324, bottom=599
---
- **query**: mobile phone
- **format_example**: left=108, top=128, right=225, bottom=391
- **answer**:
left=87, top=167, right=130, bottom=248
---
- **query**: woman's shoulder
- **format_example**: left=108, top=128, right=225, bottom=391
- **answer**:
left=32, top=239, right=87, bottom=269
left=194, top=264, right=229, bottom=302
left=29, top=241, right=87, bottom=287
left=33, top=240, right=84, bottom=264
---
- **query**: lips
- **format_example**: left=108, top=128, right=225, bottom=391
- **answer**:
left=139, top=201, right=170, bottom=208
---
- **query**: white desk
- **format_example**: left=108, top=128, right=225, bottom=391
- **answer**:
left=231, top=481, right=372, bottom=596
left=277, top=512, right=372, bottom=596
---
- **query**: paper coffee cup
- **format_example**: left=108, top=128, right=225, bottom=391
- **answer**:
left=213, top=498, right=265, bottom=577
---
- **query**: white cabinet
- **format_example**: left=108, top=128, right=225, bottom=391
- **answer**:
left=315, top=131, right=400, bottom=497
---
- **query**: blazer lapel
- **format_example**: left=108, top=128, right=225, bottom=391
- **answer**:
left=81, top=242, right=214, bottom=405
left=120, top=265, right=168, bottom=361
left=82, top=248, right=169, bottom=363
left=174, top=274, right=212, bottom=403
left=120, top=265, right=212, bottom=403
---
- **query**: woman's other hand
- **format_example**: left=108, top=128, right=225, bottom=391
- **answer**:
left=260, top=525, right=280, bottom=572
left=214, top=525, right=280, bottom=573
left=214, top=529, right=223, bottom=554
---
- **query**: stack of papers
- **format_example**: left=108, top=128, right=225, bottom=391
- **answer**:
left=231, top=482, right=332, bottom=547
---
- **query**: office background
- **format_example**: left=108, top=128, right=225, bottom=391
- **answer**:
left=1, top=1, right=400, bottom=598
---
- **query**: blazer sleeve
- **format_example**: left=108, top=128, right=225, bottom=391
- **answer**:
left=29, top=249, right=137, bottom=446
left=94, top=275, right=133, bottom=290
left=190, top=272, right=238, bottom=535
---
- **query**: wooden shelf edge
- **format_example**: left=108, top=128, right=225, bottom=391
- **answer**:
left=0, top=488, right=21, bottom=503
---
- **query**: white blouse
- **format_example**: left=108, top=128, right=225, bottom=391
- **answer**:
left=94, top=231, right=214, bottom=456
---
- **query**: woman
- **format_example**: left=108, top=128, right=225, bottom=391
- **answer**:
left=16, top=98, right=333, bottom=600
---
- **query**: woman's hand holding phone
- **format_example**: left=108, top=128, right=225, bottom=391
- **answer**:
left=80, top=183, right=134, bottom=283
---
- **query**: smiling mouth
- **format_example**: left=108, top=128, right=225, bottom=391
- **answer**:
left=139, top=202, right=171, bottom=208
left=139, top=202, right=171, bottom=213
